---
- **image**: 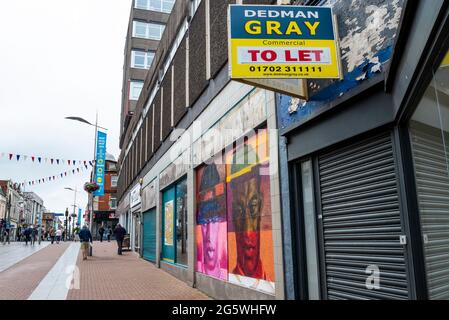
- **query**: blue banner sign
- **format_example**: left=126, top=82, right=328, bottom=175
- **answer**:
left=77, top=208, right=82, bottom=226
left=94, top=131, right=107, bottom=196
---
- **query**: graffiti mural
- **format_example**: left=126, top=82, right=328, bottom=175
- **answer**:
left=196, top=154, right=228, bottom=280
left=226, top=129, right=275, bottom=294
left=195, top=128, right=275, bottom=294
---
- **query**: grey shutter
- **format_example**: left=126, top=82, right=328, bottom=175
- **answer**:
left=318, top=133, right=409, bottom=300
left=410, top=122, right=449, bottom=299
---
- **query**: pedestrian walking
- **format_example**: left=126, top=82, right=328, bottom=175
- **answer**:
left=113, top=224, right=126, bottom=255
left=50, top=227, right=56, bottom=244
left=73, top=226, right=80, bottom=242
left=98, top=226, right=105, bottom=242
left=79, top=225, right=92, bottom=260
left=107, top=226, right=112, bottom=242
left=55, top=228, right=62, bottom=244
left=30, top=226, right=37, bottom=246
left=24, top=226, right=31, bottom=246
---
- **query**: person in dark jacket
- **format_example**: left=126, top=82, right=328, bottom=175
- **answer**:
left=24, top=226, right=32, bottom=245
left=113, top=224, right=126, bottom=255
left=79, top=225, right=93, bottom=260
left=98, top=226, right=105, bottom=242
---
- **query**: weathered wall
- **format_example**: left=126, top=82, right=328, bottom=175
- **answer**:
left=278, top=0, right=404, bottom=131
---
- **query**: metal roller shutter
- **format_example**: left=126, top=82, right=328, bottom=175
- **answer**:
left=410, top=122, right=449, bottom=299
left=143, top=209, right=157, bottom=263
left=318, top=133, right=409, bottom=300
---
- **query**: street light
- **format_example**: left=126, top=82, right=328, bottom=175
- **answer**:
left=64, top=187, right=79, bottom=240
left=65, top=115, right=108, bottom=255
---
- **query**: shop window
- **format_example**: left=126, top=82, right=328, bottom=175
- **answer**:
left=410, top=50, right=449, bottom=299
left=162, top=178, right=188, bottom=266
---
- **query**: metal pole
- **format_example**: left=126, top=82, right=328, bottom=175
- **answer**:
left=38, top=210, right=42, bottom=245
left=89, top=112, right=98, bottom=256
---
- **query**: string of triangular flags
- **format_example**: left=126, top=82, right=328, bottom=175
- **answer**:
left=19, top=164, right=92, bottom=188
left=0, top=152, right=93, bottom=166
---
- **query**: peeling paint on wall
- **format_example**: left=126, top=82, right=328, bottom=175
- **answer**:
left=278, top=0, right=404, bottom=131
left=340, top=0, right=402, bottom=73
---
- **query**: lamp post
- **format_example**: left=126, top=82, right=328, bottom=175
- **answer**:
left=64, top=208, right=68, bottom=241
left=38, top=210, right=42, bottom=245
left=65, top=115, right=108, bottom=255
left=64, top=187, right=79, bottom=241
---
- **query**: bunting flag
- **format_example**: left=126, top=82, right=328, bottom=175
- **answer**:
left=19, top=164, right=90, bottom=187
left=0, top=151, right=94, bottom=166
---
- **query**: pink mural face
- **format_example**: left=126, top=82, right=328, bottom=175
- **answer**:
left=197, top=221, right=227, bottom=280
left=195, top=160, right=228, bottom=280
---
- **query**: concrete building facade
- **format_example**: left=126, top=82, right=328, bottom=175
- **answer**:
left=120, top=0, right=175, bottom=149
left=116, top=0, right=284, bottom=300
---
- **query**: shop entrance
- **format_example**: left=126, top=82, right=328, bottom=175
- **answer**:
left=294, top=132, right=410, bottom=299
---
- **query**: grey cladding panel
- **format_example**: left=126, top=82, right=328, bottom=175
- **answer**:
left=188, top=0, right=208, bottom=106
left=161, top=69, right=172, bottom=141
left=210, top=0, right=234, bottom=79
left=318, top=133, right=409, bottom=300
left=153, top=91, right=162, bottom=152
left=173, top=36, right=187, bottom=126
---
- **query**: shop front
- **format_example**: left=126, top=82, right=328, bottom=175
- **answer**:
left=139, top=81, right=285, bottom=299
left=141, top=179, right=157, bottom=262
left=277, top=0, right=449, bottom=300
left=130, top=183, right=141, bottom=253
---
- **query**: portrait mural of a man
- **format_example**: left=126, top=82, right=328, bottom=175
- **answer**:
left=195, top=155, right=228, bottom=280
left=226, top=129, right=275, bottom=294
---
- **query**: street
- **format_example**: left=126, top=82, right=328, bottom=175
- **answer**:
left=0, top=241, right=208, bottom=300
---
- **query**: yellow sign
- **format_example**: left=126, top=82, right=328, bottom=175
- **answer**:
left=228, top=5, right=341, bottom=79
left=441, top=51, right=449, bottom=68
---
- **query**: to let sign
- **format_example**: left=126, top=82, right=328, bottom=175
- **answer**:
left=228, top=5, right=341, bottom=79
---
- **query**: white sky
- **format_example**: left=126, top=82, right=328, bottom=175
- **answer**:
left=0, top=0, right=132, bottom=214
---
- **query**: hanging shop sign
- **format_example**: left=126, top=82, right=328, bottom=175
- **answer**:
left=228, top=5, right=341, bottom=99
left=93, top=131, right=107, bottom=197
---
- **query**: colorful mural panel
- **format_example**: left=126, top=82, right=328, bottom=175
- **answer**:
left=164, top=200, right=174, bottom=246
left=196, top=154, right=228, bottom=280
left=226, top=129, right=275, bottom=294
left=195, top=128, right=275, bottom=294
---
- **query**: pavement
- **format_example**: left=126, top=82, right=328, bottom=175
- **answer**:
left=0, top=241, right=208, bottom=300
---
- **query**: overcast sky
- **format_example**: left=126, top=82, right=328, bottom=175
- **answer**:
left=0, top=0, right=132, bottom=214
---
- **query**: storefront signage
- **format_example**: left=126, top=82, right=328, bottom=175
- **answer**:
left=94, top=131, right=107, bottom=196
left=130, top=183, right=141, bottom=209
left=228, top=5, right=341, bottom=98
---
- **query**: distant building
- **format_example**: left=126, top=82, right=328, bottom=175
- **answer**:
left=23, top=192, right=44, bottom=225
left=0, top=180, right=25, bottom=239
left=89, top=153, right=119, bottom=239
left=0, top=188, right=6, bottom=220
left=119, top=0, right=174, bottom=149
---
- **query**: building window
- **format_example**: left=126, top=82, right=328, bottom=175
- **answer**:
left=135, top=0, right=175, bottom=13
left=110, top=197, right=117, bottom=209
left=129, top=81, right=144, bottom=101
left=111, top=175, right=118, bottom=188
left=132, top=20, right=165, bottom=40
left=131, top=50, right=155, bottom=69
